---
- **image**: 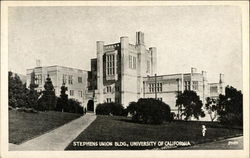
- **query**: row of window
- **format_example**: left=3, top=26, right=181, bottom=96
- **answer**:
left=184, top=81, right=199, bottom=90
left=106, top=98, right=120, bottom=103
left=69, top=90, right=83, bottom=97
left=62, top=75, right=82, bottom=85
left=148, top=81, right=199, bottom=92
left=149, top=83, right=163, bottom=92
left=34, top=74, right=83, bottom=85
left=106, top=85, right=120, bottom=93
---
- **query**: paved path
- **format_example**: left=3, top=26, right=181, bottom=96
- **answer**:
left=179, top=136, right=243, bottom=150
left=9, top=113, right=96, bottom=151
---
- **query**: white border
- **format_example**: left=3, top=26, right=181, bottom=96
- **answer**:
left=1, top=1, right=249, bottom=158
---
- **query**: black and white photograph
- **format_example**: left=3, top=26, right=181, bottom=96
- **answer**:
left=0, top=1, right=249, bottom=158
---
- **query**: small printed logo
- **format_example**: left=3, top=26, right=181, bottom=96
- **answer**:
left=228, top=141, right=238, bottom=146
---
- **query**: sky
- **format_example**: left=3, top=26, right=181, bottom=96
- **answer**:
left=8, top=6, right=242, bottom=90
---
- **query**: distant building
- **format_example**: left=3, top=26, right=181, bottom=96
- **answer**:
left=143, top=71, right=225, bottom=120
left=26, top=65, right=88, bottom=105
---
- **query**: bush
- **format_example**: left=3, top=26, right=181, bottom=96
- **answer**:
left=96, top=102, right=125, bottom=116
left=64, top=99, right=83, bottom=114
left=127, top=98, right=171, bottom=124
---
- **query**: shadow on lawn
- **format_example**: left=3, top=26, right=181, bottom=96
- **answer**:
left=115, top=116, right=243, bottom=130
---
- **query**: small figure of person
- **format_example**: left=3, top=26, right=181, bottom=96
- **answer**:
left=202, top=125, right=207, bottom=137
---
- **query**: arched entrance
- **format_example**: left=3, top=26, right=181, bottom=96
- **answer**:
left=87, top=100, right=94, bottom=112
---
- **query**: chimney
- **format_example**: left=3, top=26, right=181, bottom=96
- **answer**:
left=36, top=59, right=41, bottom=67
left=219, top=73, right=224, bottom=84
left=191, top=67, right=197, bottom=75
left=202, top=71, right=207, bottom=81
left=136, top=31, right=144, bottom=45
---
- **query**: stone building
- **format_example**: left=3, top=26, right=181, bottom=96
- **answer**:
left=85, top=32, right=225, bottom=115
left=143, top=69, right=225, bottom=115
left=26, top=65, right=88, bottom=105
left=86, top=31, right=157, bottom=111
left=26, top=31, right=225, bottom=117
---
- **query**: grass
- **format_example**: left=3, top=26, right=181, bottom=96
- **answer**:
left=9, top=110, right=82, bottom=144
left=66, top=115, right=243, bottom=150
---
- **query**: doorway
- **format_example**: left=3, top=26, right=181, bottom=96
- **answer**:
left=87, top=100, right=94, bottom=112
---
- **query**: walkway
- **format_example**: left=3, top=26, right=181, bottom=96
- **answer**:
left=9, top=113, right=96, bottom=151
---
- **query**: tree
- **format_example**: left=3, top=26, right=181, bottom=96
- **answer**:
left=38, top=75, right=56, bottom=111
left=127, top=98, right=171, bottom=124
left=217, top=86, right=243, bottom=126
left=26, top=71, right=39, bottom=109
left=56, top=83, right=68, bottom=112
left=176, top=90, right=205, bottom=120
left=8, top=71, right=27, bottom=108
left=205, top=97, right=218, bottom=122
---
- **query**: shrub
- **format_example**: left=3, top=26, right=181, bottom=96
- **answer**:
left=64, top=98, right=83, bottom=114
left=127, top=98, right=171, bottom=124
left=96, top=102, right=125, bottom=116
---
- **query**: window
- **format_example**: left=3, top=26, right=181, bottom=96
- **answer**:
left=78, top=77, right=82, bottom=83
left=116, top=86, right=120, bottom=92
left=129, top=55, right=137, bottom=69
left=133, top=56, right=136, bottom=69
left=107, top=86, right=112, bottom=93
left=157, top=98, right=162, bottom=101
left=149, top=84, right=152, bottom=92
left=157, top=83, right=162, bottom=92
left=192, top=81, right=199, bottom=90
left=62, top=74, right=67, bottom=84
left=146, top=60, right=150, bottom=73
left=70, top=90, right=74, bottom=96
left=68, top=75, right=73, bottom=84
left=106, top=54, right=115, bottom=75
left=149, top=83, right=162, bottom=93
left=106, top=98, right=112, bottom=103
left=185, top=81, right=191, bottom=90
left=152, top=84, right=155, bottom=92
left=210, top=86, right=218, bottom=93
left=35, top=74, right=42, bottom=85
left=115, top=98, right=120, bottom=103
left=129, top=55, right=132, bottom=69
left=78, top=91, right=83, bottom=97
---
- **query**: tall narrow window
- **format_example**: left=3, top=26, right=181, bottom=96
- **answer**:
left=106, top=54, right=115, bottom=76
left=185, top=81, right=191, bottom=90
left=62, top=74, right=67, bottom=84
left=129, top=55, right=132, bottom=69
left=78, top=77, right=82, bottom=83
left=146, top=60, right=150, bottom=73
left=35, top=74, right=42, bottom=85
left=133, top=56, right=136, bottom=69
left=192, top=81, right=198, bottom=90
left=70, top=90, right=74, bottom=96
left=68, top=75, right=73, bottom=85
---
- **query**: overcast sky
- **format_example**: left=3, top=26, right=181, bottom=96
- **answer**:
left=8, top=6, right=242, bottom=90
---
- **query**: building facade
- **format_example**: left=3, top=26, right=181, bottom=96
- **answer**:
left=26, top=32, right=225, bottom=118
left=85, top=32, right=225, bottom=115
left=86, top=31, right=157, bottom=111
left=26, top=65, right=88, bottom=105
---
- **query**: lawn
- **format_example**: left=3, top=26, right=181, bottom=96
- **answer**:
left=9, top=110, right=82, bottom=144
left=66, top=115, right=243, bottom=150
